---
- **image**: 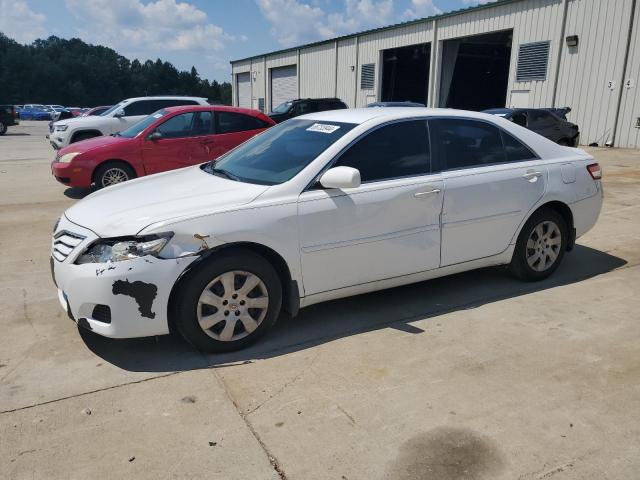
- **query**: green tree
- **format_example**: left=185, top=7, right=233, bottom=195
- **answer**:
left=0, top=33, right=232, bottom=106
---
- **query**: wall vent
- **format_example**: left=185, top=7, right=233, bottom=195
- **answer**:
left=516, top=41, right=550, bottom=81
left=361, top=63, right=375, bottom=90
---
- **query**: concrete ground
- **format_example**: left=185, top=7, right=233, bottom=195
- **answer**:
left=1, top=121, right=639, bottom=480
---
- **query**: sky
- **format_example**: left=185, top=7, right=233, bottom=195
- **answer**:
left=0, top=0, right=495, bottom=82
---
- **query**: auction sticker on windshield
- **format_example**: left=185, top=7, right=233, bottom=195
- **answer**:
left=306, top=123, right=340, bottom=134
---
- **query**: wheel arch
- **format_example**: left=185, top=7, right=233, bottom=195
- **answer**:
left=70, top=129, right=103, bottom=144
left=166, top=241, right=299, bottom=335
left=514, top=200, right=575, bottom=252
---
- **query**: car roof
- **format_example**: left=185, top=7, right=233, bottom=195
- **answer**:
left=162, top=105, right=265, bottom=116
left=299, top=107, right=510, bottom=125
left=123, top=96, right=207, bottom=102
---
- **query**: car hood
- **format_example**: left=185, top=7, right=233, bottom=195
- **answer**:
left=59, top=134, right=132, bottom=155
left=64, top=166, right=269, bottom=237
left=54, top=116, right=106, bottom=128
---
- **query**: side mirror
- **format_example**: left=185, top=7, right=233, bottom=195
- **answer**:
left=114, top=109, right=126, bottom=118
left=147, top=131, right=162, bottom=141
left=319, top=166, right=361, bottom=189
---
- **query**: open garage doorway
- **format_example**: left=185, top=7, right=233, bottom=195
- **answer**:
left=381, top=43, right=431, bottom=105
left=439, top=30, right=512, bottom=111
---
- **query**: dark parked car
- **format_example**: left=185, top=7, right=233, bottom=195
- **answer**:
left=483, top=108, right=579, bottom=146
left=367, top=101, right=425, bottom=107
left=0, top=105, right=20, bottom=135
left=268, top=98, right=347, bottom=123
left=541, top=107, right=571, bottom=120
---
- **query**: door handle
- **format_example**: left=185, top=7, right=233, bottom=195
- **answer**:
left=414, top=188, right=441, bottom=197
left=522, top=171, right=542, bottom=181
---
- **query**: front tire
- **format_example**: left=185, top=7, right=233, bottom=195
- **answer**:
left=0, top=122, right=6, bottom=135
left=175, top=250, right=282, bottom=352
left=509, top=208, right=567, bottom=281
left=94, top=162, right=136, bottom=189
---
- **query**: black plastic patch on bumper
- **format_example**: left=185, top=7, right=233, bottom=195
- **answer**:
left=77, top=318, right=92, bottom=331
left=91, top=304, right=112, bottom=324
left=50, top=256, right=57, bottom=287
left=112, top=280, right=158, bottom=319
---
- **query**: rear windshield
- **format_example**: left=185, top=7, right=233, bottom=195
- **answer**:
left=203, top=119, right=356, bottom=185
left=118, top=110, right=167, bottom=138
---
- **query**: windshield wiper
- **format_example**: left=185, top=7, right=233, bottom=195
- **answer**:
left=209, top=166, right=240, bottom=181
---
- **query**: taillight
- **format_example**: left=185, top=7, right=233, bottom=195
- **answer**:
left=587, top=163, right=602, bottom=180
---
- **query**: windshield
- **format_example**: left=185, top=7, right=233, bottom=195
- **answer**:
left=203, top=119, right=356, bottom=185
left=100, top=102, right=126, bottom=117
left=272, top=101, right=293, bottom=114
left=118, top=110, right=167, bottom=138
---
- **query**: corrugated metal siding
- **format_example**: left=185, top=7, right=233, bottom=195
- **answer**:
left=249, top=57, right=266, bottom=111
left=231, top=0, right=639, bottom=148
left=616, top=0, right=640, bottom=148
left=355, top=22, right=434, bottom=106
left=439, top=0, right=565, bottom=108
left=555, top=0, right=634, bottom=146
left=336, top=38, right=357, bottom=107
left=300, top=43, right=336, bottom=99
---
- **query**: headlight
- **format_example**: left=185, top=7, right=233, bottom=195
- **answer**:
left=54, top=125, right=68, bottom=131
left=76, top=233, right=173, bottom=264
left=57, top=152, right=81, bottom=163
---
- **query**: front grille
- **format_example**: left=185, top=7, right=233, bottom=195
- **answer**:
left=52, top=230, right=86, bottom=262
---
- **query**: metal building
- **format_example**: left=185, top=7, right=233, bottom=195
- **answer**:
left=231, top=0, right=640, bottom=148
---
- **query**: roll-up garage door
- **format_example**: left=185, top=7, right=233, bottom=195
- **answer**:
left=236, top=72, right=251, bottom=108
left=271, top=65, right=297, bottom=111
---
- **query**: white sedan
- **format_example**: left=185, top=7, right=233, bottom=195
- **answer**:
left=51, top=108, right=602, bottom=352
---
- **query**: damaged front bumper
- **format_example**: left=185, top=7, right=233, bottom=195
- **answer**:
left=52, top=216, right=197, bottom=338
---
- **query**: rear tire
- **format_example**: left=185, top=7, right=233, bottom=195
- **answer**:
left=0, top=122, right=6, bottom=135
left=509, top=208, right=567, bottom=281
left=94, top=161, right=136, bottom=189
left=558, top=138, right=570, bottom=146
left=174, top=250, right=282, bottom=353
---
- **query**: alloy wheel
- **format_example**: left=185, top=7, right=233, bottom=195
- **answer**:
left=526, top=220, right=562, bottom=272
left=101, top=167, right=129, bottom=187
left=197, top=270, right=269, bottom=342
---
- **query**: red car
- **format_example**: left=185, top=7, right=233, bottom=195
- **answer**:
left=51, top=106, right=275, bottom=188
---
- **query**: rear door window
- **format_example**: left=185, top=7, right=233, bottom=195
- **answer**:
left=501, top=130, right=538, bottom=162
left=334, top=120, right=430, bottom=183
left=123, top=100, right=159, bottom=116
left=216, top=111, right=269, bottom=134
left=155, top=99, right=199, bottom=109
left=429, top=118, right=505, bottom=170
left=192, top=111, right=214, bottom=136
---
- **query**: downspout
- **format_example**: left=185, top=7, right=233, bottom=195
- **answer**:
left=334, top=40, right=339, bottom=98
left=610, top=0, right=637, bottom=147
left=354, top=36, right=360, bottom=108
left=297, top=48, right=301, bottom=99
left=551, top=0, right=570, bottom=107
left=428, top=18, right=439, bottom=107
left=263, top=56, right=267, bottom=112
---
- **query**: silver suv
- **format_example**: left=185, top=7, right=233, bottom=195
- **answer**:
left=48, top=96, right=209, bottom=149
